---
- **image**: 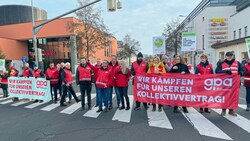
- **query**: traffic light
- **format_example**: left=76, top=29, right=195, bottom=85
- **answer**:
left=107, top=0, right=116, bottom=12
left=28, top=46, right=35, bottom=62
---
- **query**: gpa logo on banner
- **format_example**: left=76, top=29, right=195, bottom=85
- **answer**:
left=36, top=81, right=48, bottom=89
left=204, top=78, right=232, bottom=91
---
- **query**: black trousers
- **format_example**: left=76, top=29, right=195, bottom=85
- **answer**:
left=60, top=85, right=79, bottom=104
left=2, top=88, right=8, bottom=97
left=118, top=87, right=129, bottom=107
left=80, top=84, right=92, bottom=107
left=136, top=101, right=147, bottom=108
left=152, top=104, right=162, bottom=109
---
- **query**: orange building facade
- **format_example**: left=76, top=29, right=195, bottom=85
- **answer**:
left=0, top=17, right=117, bottom=66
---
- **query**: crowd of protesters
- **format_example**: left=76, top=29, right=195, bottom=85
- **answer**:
left=0, top=51, right=250, bottom=116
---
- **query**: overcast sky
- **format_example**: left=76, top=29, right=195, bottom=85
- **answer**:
left=1, top=0, right=202, bottom=55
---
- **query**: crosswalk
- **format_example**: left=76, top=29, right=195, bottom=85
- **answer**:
left=0, top=94, right=250, bottom=141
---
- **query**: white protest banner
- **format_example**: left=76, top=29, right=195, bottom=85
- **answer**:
left=153, top=36, right=166, bottom=55
left=246, top=38, right=250, bottom=59
left=8, top=77, right=52, bottom=101
left=0, top=59, right=5, bottom=71
left=181, top=32, right=196, bottom=51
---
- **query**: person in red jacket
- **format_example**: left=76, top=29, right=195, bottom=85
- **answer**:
left=22, top=63, right=32, bottom=77
left=9, top=65, right=19, bottom=101
left=195, top=54, right=213, bottom=113
left=76, top=58, right=93, bottom=111
left=0, top=69, right=9, bottom=97
left=244, top=59, right=250, bottom=111
left=93, top=58, right=102, bottom=107
left=46, top=62, right=59, bottom=103
left=147, top=56, right=166, bottom=112
left=60, top=62, right=80, bottom=106
left=88, top=59, right=112, bottom=112
left=114, top=60, right=131, bottom=110
left=32, top=64, right=44, bottom=78
left=108, top=55, right=120, bottom=110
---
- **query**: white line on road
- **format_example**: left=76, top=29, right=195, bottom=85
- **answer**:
left=212, top=108, right=250, bottom=133
left=83, top=95, right=115, bottom=118
left=0, top=99, right=13, bottom=105
left=40, top=93, right=81, bottom=111
left=112, top=95, right=134, bottom=123
left=238, top=104, right=246, bottom=109
left=11, top=100, right=29, bottom=107
left=25, top=101, right=50, bottom=109
left=147, top=105, right=173, bottom=129
left=0, top=97, right=11, bottom=101
left=183, top=108, right=232, bottom=140
left=60, top=94, right=96, bottom=115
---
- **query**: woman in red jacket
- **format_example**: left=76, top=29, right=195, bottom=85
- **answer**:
left=88, top=59, right=112, bottom=112
left=244, top=59, right=250, bottom=111
left=147, top=56, right=166, bottom=112
left=114, top=60, right=131, bottom=110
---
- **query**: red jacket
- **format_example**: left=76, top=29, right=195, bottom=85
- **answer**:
left=108, top=62, right=119, bottom=86
left=46, top=67, right=59, bottom=84
left=32, top=69, right=43, bottom=78
left=88, top=63, right=112, bottom=88
left=22, top=68, right=32, bottom=77
left=132, top=61, right=147, bottom=74
left=114, top=67, right=130, bottom=87
left=196, top=63, right=213, bottom=74
left=0, top=73, right=8, bottom=84
left=93, top=64, right=101, bottom=83
left=62, top=69, right=73, bottom=85
left=244, top=63, right=250, bottom=87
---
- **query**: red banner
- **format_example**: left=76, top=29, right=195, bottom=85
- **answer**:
left=134, top=73, right=240, bottom=109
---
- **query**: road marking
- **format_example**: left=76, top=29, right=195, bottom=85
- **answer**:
left=0, top=99, right=13, bottom=104
left=239, top=97, right=245, bottom=100
left=182, top=108, right=232, bottom=140
left=147, top=105, right=173, bottom=129
left=83, top=95, right=115, bottom=118
left=238, top=104, right=247, bottom=109
left=25, top=101, right=50, bottom=109
left=112, top=95, right=134, bottom=123
left=11, top=100, right=29, bottom=106
left=40, top=93, right=81, bottom=111
left=0, top=97, right=11, bottom=101
left=60, top=94, right=96, bottom=115
left=212, top=108, right=250, bottom=133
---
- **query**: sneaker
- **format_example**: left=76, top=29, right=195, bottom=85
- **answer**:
left=119, top=106, right=125, bottom=110
left=228, top=111, right=237, bottom=116
left=134, top=107, right=140, bottom=111
left=221, top=110, right=226, bottom=116
left=96, top=109, right=102, bottom=113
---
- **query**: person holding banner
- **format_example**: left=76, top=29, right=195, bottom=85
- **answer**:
left=114, top=60, right=131, bottom=110
left=76, top=58, right=93, bottom=111
left=170, top=55, right=190, bottom=113
left=147, top=56, right=166, bottom=112
left=87, top=59, right=112, bottom=112
left=58, top=62, right=65, bottom=97
left=60, top=62, right=80, bottom=106
left=162, top=55, right=171, bottom=72
left=32, top=64, right=44, bottom=78
left=243, top=59, right=250, bottom=111
left=46, top=63, right=59, bottom=103
left=131, top=52, right=148, bottom=111
left=22, top=63, right=32, bottom=77
left=215, top=51, right=243, bottom=116
left=195, top=54, right=213, bottom=113
left=0, top=69, right=9, bottom=97
left=9, top=65, right=19, bottom=101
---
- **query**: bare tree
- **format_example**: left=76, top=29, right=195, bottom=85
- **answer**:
left=162, top=18, right=184, bottom=55
left=67, top=0, right=112, bottom=59
left=118, top=34, right=140, bottom=65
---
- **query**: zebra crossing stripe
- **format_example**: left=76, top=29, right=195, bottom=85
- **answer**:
left=238, top=104, right=246, bottom=109
left=0, top=99, right=13, bottom=104
left=83, top=95, right=115, bottom=118
left=60, top=94, right=96, bottom=115
left=40, top=93, right=81, bottom=111
left=212, top=108, right=250, bottom=133
left=11, top=100, right=29, bottom=106
left=0, top=97, right=11, bottom=101
left=112, top=95, right=134, bottom=123
left=183, top=108, right=232, bottom=140
left=147, top=105, right=173, bottom=129
left=25, top=101, right=50, bottom=109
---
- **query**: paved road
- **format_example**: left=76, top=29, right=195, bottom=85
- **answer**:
left=0, top=83, right=249, bottom=141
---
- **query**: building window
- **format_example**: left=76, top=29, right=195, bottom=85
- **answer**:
left=239, top=28, right=242, bottom=38
left=219, top=52, right=225, bottom=60
left=202, top=35, right=205, bottom=50
left=233, top=31, right=236, bottom=40
left=245, top=26, right=248, bottom=37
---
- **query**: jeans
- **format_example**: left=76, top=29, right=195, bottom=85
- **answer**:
left=61, top=85, right=72, bottom=101
left=108, top=86, right=120, bottom=107
left=2, top=88, right=8, bottom=97
left=95, top=85, right=100, bottom=106
left=97, top=87, right=109, bottom=110
left=60, top=85, right=79, bottom=104
left=246, top=87, right=250, bottom=105
left=118, top=87, right=129, bottom=107
left=50, top=84, right=58, bottom=102
left=80, top=84, right=92, bottom=107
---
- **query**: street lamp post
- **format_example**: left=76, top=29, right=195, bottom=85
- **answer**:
left=31, top=0, right=38, bottom=65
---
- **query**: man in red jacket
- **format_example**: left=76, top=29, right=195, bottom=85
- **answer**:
left=0, top=69, right=9, bottom=97
left=108, top=55, right=120, bottom=110
left=94, top=58, right=102, bottom=107
left=46, top=63, right=59, bottom=103
left=22, top=63, right=32, bottom=77
left=60, top=62, right=80, bottom=106
left=88, top=60, right=112, bottom=112
left=32, top=64, right=44, bottom=78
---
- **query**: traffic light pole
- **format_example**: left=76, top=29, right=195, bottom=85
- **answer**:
left=31, top=0, right=102, bottom=64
